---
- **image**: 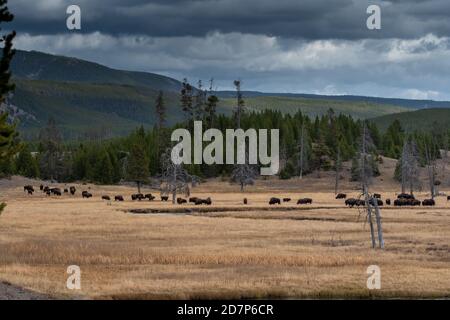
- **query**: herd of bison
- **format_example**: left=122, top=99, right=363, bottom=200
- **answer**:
left=21, top=184, right=448, bottom=208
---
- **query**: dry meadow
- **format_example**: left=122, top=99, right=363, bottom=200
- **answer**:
left=0, top=166, right=449, bottom=299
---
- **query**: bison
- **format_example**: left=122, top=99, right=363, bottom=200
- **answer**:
left=202, top=197, right=212, bottom=205
left=386, top=199, right=391, bottom=205
left=335, top=193, right=347, bottom=199
left=24, top=185, right=34, bottom=193
left=369, top=198, right=383, bottom=206
left=189, top=197, right=199, bottom=203
left=297, top=198, right=313, bottom=205
left=82, top=191, right=92, bottom=198
left=177, top=198, right=187, bottom=204
left=131, top=194, right=145, bottom=201
left=145, top=194, right=155, bottom=201
left=161, top=196, right=169, bottom=202
left=243, top=198, right=248, bottom=205
left=69, top=186, right=76, bottom=195
left=397, top=193, right=415, bottom=200
left=102, top=195, right=111, bottom=201
left=269, top=197, right=281, bottom=205
left=373, top=193, right=382, bottom=199
left=422, top=199, right=436, bottom=206
left=283, top=198, right=291, bottom=202
left=115, top=195, right=124, bottom=201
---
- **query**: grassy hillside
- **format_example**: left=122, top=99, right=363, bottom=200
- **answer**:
left=11, top=50, right=182, bottom=92
left=371, top=108, right=450, bottom=132
left=218, top=96, right=410, bottom=119
left=11, top=79, right=184, bottom=139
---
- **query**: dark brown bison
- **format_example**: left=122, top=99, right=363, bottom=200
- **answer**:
left=115, top=195, right=124, bottom=201
left=69, top=186, right=76, bottom=195
left=335, top=193, right=347, bottom=199
left=39, top=185, right=44, bottom=191
left=131, top=194, right=145, bottom=201
left=297, top=198, right=312, bottom=205
left=422, top=199, right=436, bottom=206
left=189, top=197, right=199, bottom=203
left=386, top=199, right=391, bottom=205
left=177, top=198, right=187, bottom=204
left=202, top=197, right=212, bottom=205
left=397, top=193, right=415, bottom=200
left=283, top=198, right=291, bottom=202
left=43, top=186, right=50, bottom=193
left=102, top=195, right=111, bottom=201
left=51, top=188, right=62, bottom=196
left=24, top=185, right=34, bottom=193
left=373, top=193, right=382, bottom=199
left=447, top=196, right=450, bottom=201
left=145, top=194, right=155, bottom=201
left=64, top=188, right=69, bottom=193
left=269, top=197, right=281, bottom=205
left=243, top=198, right=248, bottom=205
left=369, top=198, right=383, bottom=206
left=161, top=196, right=169, bottom=202
left=82, top=191, right=92, bottom=198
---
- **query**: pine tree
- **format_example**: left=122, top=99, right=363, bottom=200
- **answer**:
left=126, top=128, right=149, bottom=193
left=155, top=90, right=166, bottom=130
left=15, top=144, right=39, bottom=178
left=0, top=0, right=16, bottom=215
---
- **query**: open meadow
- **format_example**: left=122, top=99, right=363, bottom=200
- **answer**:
left=0, top=159, right=449, bottom=299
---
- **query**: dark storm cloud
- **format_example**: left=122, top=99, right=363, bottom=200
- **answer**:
left=7, top=0, right=450, bottom=39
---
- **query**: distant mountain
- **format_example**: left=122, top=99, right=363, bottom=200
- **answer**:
left=6, top=50, right=446, bottom=139
left=371, top=108, right=450, bottom=132
left=216, top=91, right=450, bottom=110
left=11, top=50, right=182, bottom=92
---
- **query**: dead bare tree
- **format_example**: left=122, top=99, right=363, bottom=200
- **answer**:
left=159, top=148, right=198, bottom=204
left=334, top=147, right=341, bottom=195
left=297, top=123, right=309, bottom=179
left=400, top=139, right=421, bottom=195
left=425, top=143, right=437, bottom=199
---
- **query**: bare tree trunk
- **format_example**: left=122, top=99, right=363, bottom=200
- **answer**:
left=137, top=181, right=141, bottom=194
left=366, top=197, right=376, bottom=249
left=334, top=148, right=340, bottom=195
left=373, top=201, right=384, bottom=249
left=299, top=124, right=305, bottom=179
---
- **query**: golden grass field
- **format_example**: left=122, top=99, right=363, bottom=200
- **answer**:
left=0, top=158, right=449, bottom=299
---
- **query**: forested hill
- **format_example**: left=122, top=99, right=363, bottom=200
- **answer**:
left=371, top=108, right=450, bottom=132
left=5, top=50, right=448, bottom=139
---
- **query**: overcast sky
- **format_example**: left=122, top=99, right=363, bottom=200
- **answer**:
left=8, top=0, right=450, bottom=100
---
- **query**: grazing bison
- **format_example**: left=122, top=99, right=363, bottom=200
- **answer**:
left=145, top=194, right=156, bottom=201
left=189, top=197, right=199, bottom=203
left=102, top=195, right=111, bottom=201
left=335, top=193, right=347, bottom=199
left=447, top=196, right=450, bottom=201
left=115, top=195, right=124, bottom=201
left=50, top=188, right=62, bottom=196
left=39, top=185, right=44, bottom=191
left=386, top=199, right=391, bottom=205
left=243, top=198, right=248, bottom=205
left=394, top=198, right=420, bottom=206
left=43, top=186, right=50, bottom=193
left=373, top=193, right=382, bottom=199
left=46, top=191, right=51, bottom=196
left=369, top=198, right=383, bottom=206
left=397, top=193, right=415, bottom=200
left=161, top=196, right=169, bottom=202
left=82, top=191, right=92, bottom=198
left=64, top=188, right=69, bottom=193
left=24, top=185, right=34, bottom=193
left=202, top=197, right=212, bottom=205
left=283, top=198, right=291, bottom=202
left=422, top=199, right=436, bottom=206
left=131, top=193, right=145, bottom=201
left=269, top=197, right=281, bottom=205
left=345, top=198, right=366, bottom=207
left=297, top=198, right=313, bottom=205
left=69, top=186, right=76, bottom=195
left=177, top=198, right=187, bottom=204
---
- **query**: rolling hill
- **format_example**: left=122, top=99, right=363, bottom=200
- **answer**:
left=371, top=108, right=450, bottom=132
left=4, top=49, right=448, bottom=139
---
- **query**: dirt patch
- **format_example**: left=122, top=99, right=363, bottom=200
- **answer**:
left=0, top=281, right=52, bottom=300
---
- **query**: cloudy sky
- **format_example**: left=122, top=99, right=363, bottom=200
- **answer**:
left=7, top=0, right=450, bottom=100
